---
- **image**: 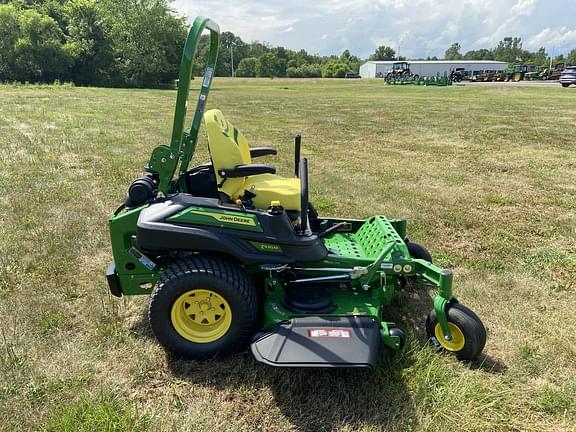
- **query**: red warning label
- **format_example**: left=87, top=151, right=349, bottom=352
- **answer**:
left=308, top=328, right=351, bottom=338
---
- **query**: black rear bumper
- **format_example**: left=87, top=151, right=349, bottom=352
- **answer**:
left=106, top=261, right=122, bottom=297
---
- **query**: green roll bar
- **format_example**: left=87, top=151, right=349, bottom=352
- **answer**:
left=147, top=16, right=220, bottom=195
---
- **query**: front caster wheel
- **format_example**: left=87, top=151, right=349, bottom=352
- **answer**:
left=425, top=303, right=486, bottom=360
left=149, top=257, right=258, bottom=359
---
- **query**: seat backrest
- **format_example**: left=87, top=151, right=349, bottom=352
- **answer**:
left=204, top=109, right=251, bottom=198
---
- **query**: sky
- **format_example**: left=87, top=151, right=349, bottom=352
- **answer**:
left=172, top=0, right=576, bottom=59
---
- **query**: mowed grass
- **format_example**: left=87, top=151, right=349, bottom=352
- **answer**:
left=1, top=78, right=575, bottom=432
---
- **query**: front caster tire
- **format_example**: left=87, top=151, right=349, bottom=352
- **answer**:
left=425, top=303, right=486, bottom=361
left=149, top=256, right=258, bottom=359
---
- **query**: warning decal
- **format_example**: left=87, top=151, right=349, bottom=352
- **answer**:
left=308, top=328, right=351, bottom=338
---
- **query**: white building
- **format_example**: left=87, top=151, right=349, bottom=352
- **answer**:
left=359, top=60, right=509, bottom=78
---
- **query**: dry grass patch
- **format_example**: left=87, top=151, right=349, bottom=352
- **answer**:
left=1, top=79, right=575, bottom=431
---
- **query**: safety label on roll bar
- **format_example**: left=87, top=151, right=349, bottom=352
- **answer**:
left=202, top=66, right=214, bottom=88
left=308, top=328, right=351, bottom=338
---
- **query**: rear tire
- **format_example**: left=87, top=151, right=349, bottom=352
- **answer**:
left=425, top=303, right=486, bottom=360
left=149, top=256, right=258, bottom=359
left=562, top=83, right=570, bottom=87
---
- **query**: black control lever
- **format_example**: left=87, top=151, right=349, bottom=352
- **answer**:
left=294, top=133, right=301, bottom=177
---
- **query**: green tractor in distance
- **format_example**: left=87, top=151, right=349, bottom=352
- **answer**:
left=504, top=64, right=541, bottom=81
left=536, top=63, right=565, bottom=80
left=106, top=16, right=487, bottom=368
left=384, top=61, right=419, bottom=83
left=524, top=65, right=545, bottom=80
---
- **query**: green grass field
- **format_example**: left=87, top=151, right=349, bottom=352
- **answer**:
left=1, top=79, right=575, bottom=432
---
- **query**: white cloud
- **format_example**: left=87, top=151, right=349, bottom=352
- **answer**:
left=526, top=27, right=576, bottom=50
left=172, top=0, right=576, bottom=57
left=510, top=0, right=536, bottom=16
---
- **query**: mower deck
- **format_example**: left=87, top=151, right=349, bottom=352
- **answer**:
left=251, top=316, right=381, bottom=368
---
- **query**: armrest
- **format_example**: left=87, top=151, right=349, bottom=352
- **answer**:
left=249, top=147, right=277, bottom=158
left=218, top=164, right=276, bottom=178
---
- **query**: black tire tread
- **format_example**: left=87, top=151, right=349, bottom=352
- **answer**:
left=425, top=303, right=486, bottom=361
left=149, top=255, right=257, bottom=359
left=406, top=241, right=432, bottom=263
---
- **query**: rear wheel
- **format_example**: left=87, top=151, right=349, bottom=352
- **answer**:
left=425, top=303, right=486, bottom=360
left=562, top=83, right=570, bottom=87
left=149, top=256, right=258, bottom=359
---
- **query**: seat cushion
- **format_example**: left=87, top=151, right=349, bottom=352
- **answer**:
left=244, top=174, right=301, bottom=211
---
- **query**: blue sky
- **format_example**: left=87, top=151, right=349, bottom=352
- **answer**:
left=172, top=0, right=576, bottom=59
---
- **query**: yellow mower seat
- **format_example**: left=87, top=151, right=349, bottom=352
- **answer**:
left=204, top=109, right=301, bottom=211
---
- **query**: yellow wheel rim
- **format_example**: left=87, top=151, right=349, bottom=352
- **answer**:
left=171, top=289, right=232, bottom=343
left=434, top=322, right=465, bottom=352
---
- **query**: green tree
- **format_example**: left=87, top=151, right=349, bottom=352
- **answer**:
left=529, top=47, right=547, bottom=66
left=13, top=8, right=74, bottom=82
left=217, top=31, right=246, bottom=76
left=492, top=37, right=529, bottom=63
left=444, top=42, right=463, bottom=60
left=303, top=64, right=322, bottom=78
left=286, top=63, right=321, bottom=78
left=236, top=57, right=259, bottom=77
left=257, top=52, right=276, bottom=77
left=369, top=45, right=396, bottom=61
left=321, top=60, right=352, bottom=78
left=0, top=4, right=20, bottom=80
left=463, top=49, right=493, bottom=60
left=271, top=46, right=289, bottom=76
left=566, top=48, right=576, bottom=66
left=97, top=0, right=185, bottom=87
left=339, top=49, right=360, bottom=73
left=248, top=41, right=270, bottom=58
left=286, top=66, right=300, bottom=78
left=340, top=49, right=356, bottom=63
left=63, top=0, right=114, bottom=85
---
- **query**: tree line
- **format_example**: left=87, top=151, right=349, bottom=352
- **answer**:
left=441, top=38, right=576, bottom=66
left=192, top=32, right=362, bottom=79
left=0, top=0, right=362, bottom=86
left=0, top=0, right=185, bottom=87
left=1, top=0, right=575, bottom=88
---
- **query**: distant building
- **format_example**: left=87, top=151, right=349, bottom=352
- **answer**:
left=359, top=60, right=509, bottom=78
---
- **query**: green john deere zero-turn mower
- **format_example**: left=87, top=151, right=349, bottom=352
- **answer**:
left=106, top=17, right=486, bottom=368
